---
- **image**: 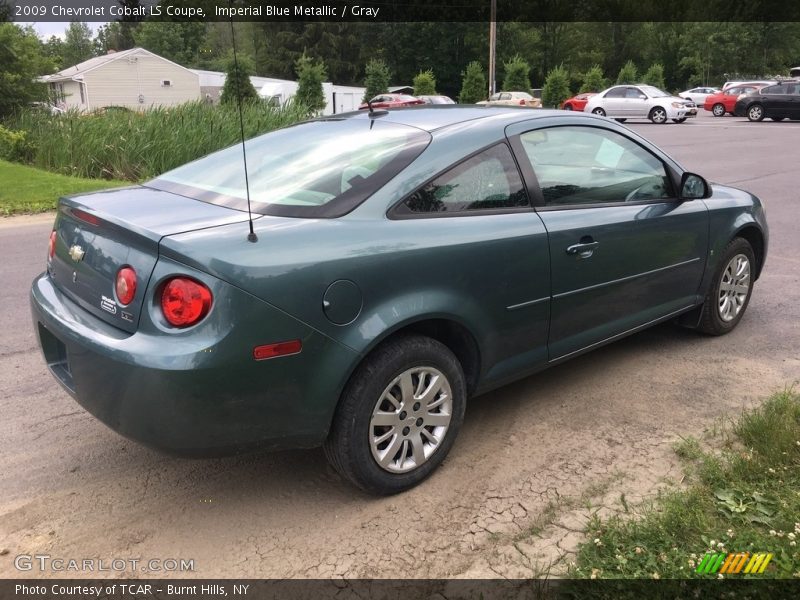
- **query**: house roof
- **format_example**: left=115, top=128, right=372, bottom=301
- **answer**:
left=43, top=48, right=198, bottom=83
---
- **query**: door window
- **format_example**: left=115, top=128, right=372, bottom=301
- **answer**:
left=396, top=144, right=528, bottom=215
left=604, top=87, right=626, bottom=98
left=519, top=126, right=674, bottom=206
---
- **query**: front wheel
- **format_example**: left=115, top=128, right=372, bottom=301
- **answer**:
left=696, top=238, right=756, bottom=336
left=614, top=118, right=627, bottom=122
left=324, top=334, right=466, bottom=495
left=747, top=104, right=765, bottom=122
left=712, top=103, right=726, bottom=117
left=592, top=107, right=606, bottom=117
left=563, top=104, right=573, bottom=111
left=649, top=106, right=668, bottom=124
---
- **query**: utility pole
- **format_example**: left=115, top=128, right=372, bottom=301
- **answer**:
left=488, top=0, right=496, bottom=98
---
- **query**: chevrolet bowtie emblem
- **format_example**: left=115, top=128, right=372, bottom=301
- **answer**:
left=68, top=244, right=85, bottom=262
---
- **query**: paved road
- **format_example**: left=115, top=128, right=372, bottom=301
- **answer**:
left=1, top=112, right=798, bottom=579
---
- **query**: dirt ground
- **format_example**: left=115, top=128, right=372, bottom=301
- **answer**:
left=1, top=114, right=798, bottom=579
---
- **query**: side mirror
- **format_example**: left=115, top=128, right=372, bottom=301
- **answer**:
left=679, top=172, right=710, bottom=200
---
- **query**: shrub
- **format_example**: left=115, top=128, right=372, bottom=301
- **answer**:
left=502, top=55, right=531, bottom=91
left=459, top=61, right=486, bottom=103
left=413, top=70, right=436, bottom=96
left=0, top=125, right=35, bottom=162
left=542, top=65, right=572, bottom=108
left=580, top=65, right=606, bottom=93
left=642, top=63, right=666, bottom=90
left=294, top=54, right=327, bottom=115
left=616, top=60, right=638, bottom=85
left=220, top=57, right=259, bottom=105
left=363, top=59, right=391, bottom=101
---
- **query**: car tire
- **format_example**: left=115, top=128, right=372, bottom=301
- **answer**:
left=563, top=104, right=573, bottom=111
left=696, top=238, right=756, bottom=336
left=711, top=103, right=726, bottom=117
left=614, top=118, right=627, bottom=122
left=324, top=334, right=467, bottom=495
left=649, top=106, right=668, bottom=124
left=747, top=104, right=765, bottom=122
left=672, top=118, right=687, bottom=123
left=771, top=117, right=785, bottom=121
left=592, top=107, right=606, bottom=116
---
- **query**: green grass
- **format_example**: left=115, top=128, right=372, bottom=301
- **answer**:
left=4, top=101, right=309, bottom=181
left=0, top=160, right=126, bottom=215
left=570, top=389, right=800, bottom=579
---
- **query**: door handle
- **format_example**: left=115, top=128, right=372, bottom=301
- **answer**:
left=566, top=240, right=599, bottom=258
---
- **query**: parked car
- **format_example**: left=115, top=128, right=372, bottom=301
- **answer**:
left=477, top=91, right=542, bottom=108
left=679, top=86, right=721, bottom=106
left=32, top=107, right=768, bottom=495
left=722, top=80, right=775, bottom=91
left=418, top=95, right=456, bottom=105
left=734, top=80, right=800, bottom=121
left=560, top=93, right=597, bottom=111
left=584, top=85, right=697, bottom=123
left=29, top=102, right=65, bottom=115
left=704, top=85, right=768, bottom=116
left=359, top=94, right=425, bottom=110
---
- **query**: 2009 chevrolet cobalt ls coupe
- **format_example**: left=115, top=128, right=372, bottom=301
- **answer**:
left=31, top=107, right=768, bottom=494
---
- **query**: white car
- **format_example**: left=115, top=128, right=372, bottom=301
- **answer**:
left=477, top=91, right=542, bottom=108
left=584, top=85, right=697, bottom=124
left=679, top=86, right=721, bottom=106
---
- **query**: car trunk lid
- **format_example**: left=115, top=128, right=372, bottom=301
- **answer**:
left=49, top=186, right=254, bottom=333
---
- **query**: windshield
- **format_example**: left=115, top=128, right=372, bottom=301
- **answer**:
left=149, top=119, right=431, bottom=218
left=640, top=86, right=671, bottom=98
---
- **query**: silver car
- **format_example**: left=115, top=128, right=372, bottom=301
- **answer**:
left=584, top=85, right=697, bottom=124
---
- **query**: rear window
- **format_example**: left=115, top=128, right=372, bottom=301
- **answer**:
left=148, top=119, right=430, bottom=218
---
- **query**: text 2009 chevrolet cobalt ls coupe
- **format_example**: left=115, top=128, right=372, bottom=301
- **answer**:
left=31, top=107, right=768, bottom=494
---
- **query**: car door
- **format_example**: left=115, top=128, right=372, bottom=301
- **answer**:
left=506, top=121, right=709, bottom=361
left=625, top=87, right=649, bottom=117
left=600, top=87, right=626, bottom=115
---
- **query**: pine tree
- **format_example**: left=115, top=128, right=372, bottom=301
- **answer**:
left=363, top=59, right=391, bottom=101
left=642, top=63, right=666, bottom=90
left=542, top=65, right=572, bottom=108
left=459, top=62, right=486, bottom=103
left=580, top=65, right=606, bottom=93
left=294, top=53, right=327, bottom=115
left=412, top=70, right=436, bottom=96
left=502, top=55, right=531, bottom=91
left=220, top=57, right=259, bottom=105
left=616, top=60, right=638, bottom=85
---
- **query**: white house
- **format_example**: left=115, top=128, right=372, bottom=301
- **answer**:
left=43, top=48, right=201, bottom=112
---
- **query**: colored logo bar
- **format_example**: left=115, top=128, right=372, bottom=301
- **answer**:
left=696, top=552, right=773, bottom=574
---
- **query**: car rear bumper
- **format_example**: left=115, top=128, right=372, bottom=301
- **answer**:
left=30, top=271, right=357, bottom=456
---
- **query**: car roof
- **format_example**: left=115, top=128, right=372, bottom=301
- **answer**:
left=325, top=106, right=563, bottom=132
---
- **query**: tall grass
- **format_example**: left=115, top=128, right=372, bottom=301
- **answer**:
left=4, top=101, right=309, bottom=181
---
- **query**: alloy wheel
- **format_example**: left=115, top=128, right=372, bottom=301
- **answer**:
left=712, top=104, right=725, bottom=117
left=369, top=367, right=453, bottom=473
left=748, top=105, right=763, bottom=121
left=651, top=107, right=667, bottom=123
left=718, top=254, right=751, bottom=322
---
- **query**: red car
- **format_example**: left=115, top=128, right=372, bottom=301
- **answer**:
left=359, top=94, right=425, bottom=110
left=560, top=93, right=597, bottom=111
left=704, top=84, right=768, bottom=117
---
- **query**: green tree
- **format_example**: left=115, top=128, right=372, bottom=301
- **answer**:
left=502, top=54, right=531, bottom=91
left=580, top=65, right=606, bottom=92
left=542, top=65, right=572, bottom=108
left=0, top=24, right=55, bottom=117
left=642, top=63, right=666, bottom=89
left=363, top=58, right=390, bottom=101
left=62, top=22, right=94, bottom=68
left=459, top=61, right=486, bottom=103
left=294, top=53, right=327, bottom=115
left=220, top=57, right=259, bottom=105
left=43, top=36, right=66, bottom=71
left=616, top=60, right=638, bottom=84
left=133, top=22, right=206, bottom=66
left=413, top=69, right=436, bottom=96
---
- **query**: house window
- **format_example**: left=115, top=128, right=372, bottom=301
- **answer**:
left=161, top=79, right=172, bottom=87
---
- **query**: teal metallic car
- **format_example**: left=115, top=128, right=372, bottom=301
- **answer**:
left=31, top=107, right=768, bottom=494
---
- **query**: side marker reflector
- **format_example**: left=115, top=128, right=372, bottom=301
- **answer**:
left=253, top=340, right=302, bottom=361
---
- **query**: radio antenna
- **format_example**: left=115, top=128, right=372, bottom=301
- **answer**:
left=228, top=1, right=258, bottom=243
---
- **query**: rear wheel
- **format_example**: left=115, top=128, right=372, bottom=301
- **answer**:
left=563, top=103, right=573, bottom=111
left=712, top=103, right=726, bottom=117
left=324, top=334, right=466, bottom=495
left=614, top=118, right=627, bottom=122
left=747, top=104, right=765, bottom=122
left=771, top=117, right=785, bottom=121
left=696, top=238, right=755, bottom=336
left=592, top=107, right=606, bottom=117
left=649, top=106, right=668, bottom=124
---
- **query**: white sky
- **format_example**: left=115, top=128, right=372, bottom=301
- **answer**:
left=19, top=22, right=106, bottom=40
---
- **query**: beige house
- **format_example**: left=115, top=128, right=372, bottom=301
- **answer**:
left=43, top=48, right=200, bottom=112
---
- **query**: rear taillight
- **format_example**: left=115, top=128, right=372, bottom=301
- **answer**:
left=47, top=230, right=56, bottom=261
left=160, top=277, right=212, bottom=328
left=115, top=266, right=137, bottom=305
